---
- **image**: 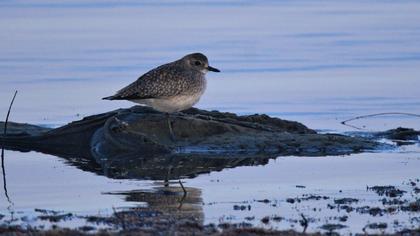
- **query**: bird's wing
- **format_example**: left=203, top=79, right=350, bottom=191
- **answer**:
left=110, top=63, right=188, bottom=100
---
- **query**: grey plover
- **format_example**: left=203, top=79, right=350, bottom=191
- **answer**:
left=103, top=52, right=220, bottom=139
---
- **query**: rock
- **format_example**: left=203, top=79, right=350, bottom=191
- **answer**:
left=320, top=223, right=347, bottom=231
left=334, top=198, right=359, bottom=205
left=286, top=198, right=295, bottom=204
left=0, top=106, right=387, bottom=182
left=0, top=106, right=380, bottom=160
left=376, top=127, right=420, bottom=141
left=261, top=216, right=270, bottom=224
left=367, top=186, right=406, bottom=198
left=401, top=199, right=420, bottom=212
left=0, top=122, right=51, bottom=136
left=365, top=223, right=387, bottom=230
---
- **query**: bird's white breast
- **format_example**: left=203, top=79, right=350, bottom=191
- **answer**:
left=133, top=92, right=203, bottom=113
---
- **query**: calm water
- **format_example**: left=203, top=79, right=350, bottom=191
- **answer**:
left=1, top=0, right=420, bottom=234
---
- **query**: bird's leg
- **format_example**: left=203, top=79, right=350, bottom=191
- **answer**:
left=177, top=179, right=187, bottom=209
left=164, top=167, right=171, bottom=187
left=166, top=113, right=176, bottom=141
left=179, top=179, right=187, bottom=196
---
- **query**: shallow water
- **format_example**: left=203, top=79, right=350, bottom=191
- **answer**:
left=1, top=0, right=420, bottom=234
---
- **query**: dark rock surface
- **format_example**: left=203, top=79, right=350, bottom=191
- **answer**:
left=375, top=127, right=420, bottom=141
left=0, top=106, right=380, bottom=159
left=0, top=106, right=386, bottom=181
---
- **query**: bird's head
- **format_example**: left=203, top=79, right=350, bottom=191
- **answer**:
left=182, top=53, right=220, bottom=74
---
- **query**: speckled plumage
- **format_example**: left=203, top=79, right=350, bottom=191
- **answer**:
left=103, top=53, right=220, bottom=113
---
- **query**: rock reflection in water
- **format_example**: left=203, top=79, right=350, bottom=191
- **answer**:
left=94, top=153, right=271, bottom=181
left=2, top=139, right=272, bottom=181
left=1, top=121, right=274, bottom=231
left=0, top=118, right=273, bottom=181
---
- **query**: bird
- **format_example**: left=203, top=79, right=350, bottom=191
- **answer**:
left=103, top=52, right=220, bottom=140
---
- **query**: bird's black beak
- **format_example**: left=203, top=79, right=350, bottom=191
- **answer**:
left=207, top=66, right=220, bottom=72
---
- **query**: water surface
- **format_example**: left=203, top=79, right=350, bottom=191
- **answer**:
left=1, top=0, right=420, bottom=234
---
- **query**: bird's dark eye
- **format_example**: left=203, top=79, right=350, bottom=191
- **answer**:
left=194, top=61, right=202, bottom=66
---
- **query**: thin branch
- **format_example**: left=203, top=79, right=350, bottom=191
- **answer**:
left=3, top=90, right=18, bottom=135
left=2, top=90, right=18, bottom=204
left=341, top=112, right=420, bottom=130
left=341, top=112, right=420, bottom=125
left=300, top=213, right=308, bottom=233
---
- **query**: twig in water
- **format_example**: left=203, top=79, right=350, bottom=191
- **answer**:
left=341, top=112, right=420, bottom=130
left=300, top=213, right=308, bottom=233
left=2, top=90, right=18, bottom=204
